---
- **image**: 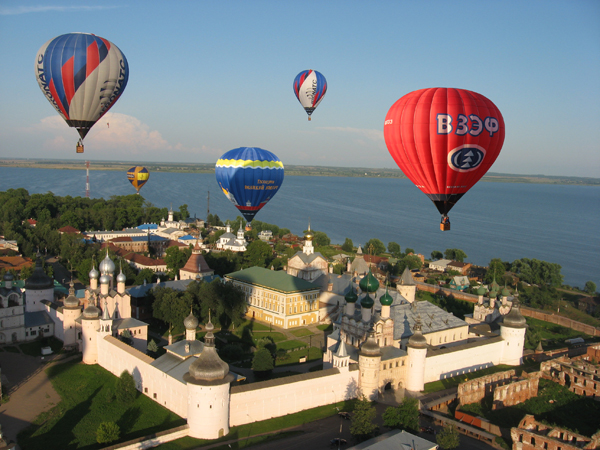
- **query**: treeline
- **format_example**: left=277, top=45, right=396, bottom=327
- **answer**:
left=0, top=188, right=190, bottom=258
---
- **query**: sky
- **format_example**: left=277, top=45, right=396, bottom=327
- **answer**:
left=0, top=1, right=599, bottom=177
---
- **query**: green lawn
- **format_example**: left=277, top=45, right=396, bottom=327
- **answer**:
left=317, top=324, right=333, bottom=332
left=18, top=361, right=185, bottom=450
left=275, top=347, right=322, bottom=366
left=459, top=379, right=600, bottom=437
left=290, top=328, right=313, bottom=337
left=252, top=331, right=287, bottom=343
left=276, top=340, right=307, bottom=351
left=20, top=337, right=65, bottom=357
left=525, top=317, right=593, bottom=350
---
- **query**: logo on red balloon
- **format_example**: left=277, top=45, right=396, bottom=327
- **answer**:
left=448, top=145, right=486, bottom=172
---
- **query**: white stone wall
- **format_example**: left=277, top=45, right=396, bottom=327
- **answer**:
left=45, top=306, right=65, bottom=342
left=499, top=326, right=526, bottom=366
left=187, top=383, right=230, bottom=439
left=25, top=288, right=53, bottom=312
left=423, top=339, right=506, bottom=383
left=97, top=336, right=188, bottom=418
left=229, top=369, right=358, bottom=426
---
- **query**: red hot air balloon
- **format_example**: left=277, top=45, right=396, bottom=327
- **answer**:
left=384, top=88, right=505, bottom=230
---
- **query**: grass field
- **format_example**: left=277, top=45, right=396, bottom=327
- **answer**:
left=18, top=361, right=185, bottom=450
left=290, top=328, right=313, bottom=337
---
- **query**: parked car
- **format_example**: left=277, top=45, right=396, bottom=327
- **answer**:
left=337, top=411, right=351, bottom=420
left=330, top=438, right=347, bottom=447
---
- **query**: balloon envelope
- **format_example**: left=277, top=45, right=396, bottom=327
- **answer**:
left=127, top=166, right=149, bottom=193
left=215, top=147, right=284, bottom=222
left=35, top=33, right=129, bottom=141
left=384, top=87, right=505, bottom=216
left=293, top=70, right=327, bottom=119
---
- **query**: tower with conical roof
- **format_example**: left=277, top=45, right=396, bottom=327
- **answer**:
left=24, top=255, right=54, bottom=313
left=184, top=314, right=235, bottom=439
left=333, top=332, right=350, bottom=371
left=358, top=327, right=381, bottom=400
left=406, top=315, right=428, bottom=392
left=397, top=266, right=416, bottom=303
left=499, top=299, right=527, bottom=365
left=62, top=280, right=81, bottom=347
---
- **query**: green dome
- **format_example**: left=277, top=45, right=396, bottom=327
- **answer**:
left=501, top=287, right=510, bottom=297
left=359, top=269, right=379, bottom=293
left=345, top=285, right=358, bottom=303
left=361, top=293, right=374, bottom=309
left=379, top=287, right=393, bottom=306
left=489, top=289, right=498, bottom=298
left=477, top=286, right=487, bottom=296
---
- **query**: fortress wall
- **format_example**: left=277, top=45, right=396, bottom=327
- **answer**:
left=229, top=369, right=358, bottom=426
left=98, top=335, right=188, bottom=418
left=424, top=339, right=506, bottom=383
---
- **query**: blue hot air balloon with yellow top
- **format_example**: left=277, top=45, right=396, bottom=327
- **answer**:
left=215, top=147, right=284, bottom=222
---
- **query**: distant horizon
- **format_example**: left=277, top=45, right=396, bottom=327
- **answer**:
left=1, top=157, right=599, bottom=182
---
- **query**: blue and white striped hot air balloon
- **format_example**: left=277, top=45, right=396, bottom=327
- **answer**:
left=215, top=147, right=284, bottom=222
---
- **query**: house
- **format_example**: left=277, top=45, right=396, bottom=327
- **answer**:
left=428, top=259, right=452, bottom=272
left=447, top=261, right=472, bottom=275
left=449, top=276, right=470, bottom=291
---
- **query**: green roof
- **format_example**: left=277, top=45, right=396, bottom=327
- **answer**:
left=225, top=267, right=320, bottom=293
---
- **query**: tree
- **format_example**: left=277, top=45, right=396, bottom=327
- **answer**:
left=350, top=396, right=378, bottom=442
left=511, top=258, right=563, bottom=287
left=178, top=203, right=190, bottom=219
left=382, top=397, right=419, bottom=433
left=96, top=421, right=120, bottom=444
left=341, top=238, right=354, bottom=252
left=147, top=339, right=158, bottom=355
left=151, top=287, right=191, bottom=329
left=116, top=370, right=137, bottom=404
left=431, top=250, right=443, bottom=261
left=164, top=246, right=191, bottom=279
left=436, top=423, right=460, bottom=449
left=312, top=230, right=330, bottom=247
left=404, top=255, right=423, bottom=270
left=485, top=258, right=506, bottom=284
left=388, top=241, right=401, bottom=257
left=584, top=281, right=597, bottom=294
left=444, top=248, right=467, bottom=262
left=243, top=240, right=273, bottom=268
left=365, top=238, right=386, bottom=255
left=252, top=347, right=274, bottom=372
left=404, top=248, right=415, bottom=255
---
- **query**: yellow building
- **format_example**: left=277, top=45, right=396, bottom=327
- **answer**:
left=225, top=267, right=320, bottom=329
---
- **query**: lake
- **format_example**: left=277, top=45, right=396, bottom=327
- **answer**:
left=0, top=166, right=598, bottom=289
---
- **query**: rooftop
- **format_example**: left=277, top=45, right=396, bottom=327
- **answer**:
left=225, top=267, right=320, bottom=293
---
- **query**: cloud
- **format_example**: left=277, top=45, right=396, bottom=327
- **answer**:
left=317, top=126, right=384, bottom=142
left=0, top=5, right=122, bottom=15
left=23, top=113, right=222, bottom=161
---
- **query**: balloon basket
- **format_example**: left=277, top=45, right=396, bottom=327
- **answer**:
left=308, top=117, right=311, bottom=121
left=440, top=223, right=451, bottom=231
left=76, top=144, right=84, bottom=154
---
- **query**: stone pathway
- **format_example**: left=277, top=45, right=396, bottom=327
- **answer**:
left=0, top=349, right=65, bottom=449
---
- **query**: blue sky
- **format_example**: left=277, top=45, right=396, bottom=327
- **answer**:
left=0, top=1, right=598, bottom=177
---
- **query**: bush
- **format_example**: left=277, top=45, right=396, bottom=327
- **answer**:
left=116, top=370, right=137, bottom=404
left=96, top=421, right=120, bottom=444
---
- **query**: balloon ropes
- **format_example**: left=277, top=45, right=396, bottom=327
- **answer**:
left=127, top=166, right=150, bottom=194
left=215, top=147, right=284, bottom=223
left=293, top=70, right=327, bottom=121
left=383, top=88, right=505, bottom=230
left=35, top=33, right=129, bottom=153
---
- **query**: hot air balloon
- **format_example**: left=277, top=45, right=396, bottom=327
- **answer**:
left=127, top=166, right=150, bottom=194
left=35, top=33, right=129, bottom=153
left=215, top=147, right=284, bottom=222
left=384, top=88, right=505, bottom=231
left=293, top=70, right=327, bottom=121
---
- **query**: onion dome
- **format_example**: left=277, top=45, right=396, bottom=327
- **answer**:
left=89, top=265, right=99, bottom=280
left=359, top=269, right=379, bottom=293
left=63, top=281, right=79, bottom=308
left=379, top=286, right=393, bottom=306
left=3, top=272, right=14, bottom=282
left=477, top=285, right=487, bottom=296
left=502, top=301, right=527, bottom=328
left=99, top=250, right=115, bottom=275
left=184, top=308, right=199, bottom=330
left=116, top=271, right=126, bottom=284
left=408, top=317, right=428, bottom=349
left=361, top=293, right=374, bottom=309
left=187, top=315, right=230, bottom=382
left=360, top=329, right=381, bottom=356
left=304, top=223, right=314, bottom=241
left=25, top=256, right=54, bottom=290
left=345, top=285, right=358, bottom=303
left=490, top=277, right=500, bottom=292
left=83, top=304, right=100, bottom=319
left=501, top=285, right=510, bottom=297
left=100, top=274, right=110, bottom=285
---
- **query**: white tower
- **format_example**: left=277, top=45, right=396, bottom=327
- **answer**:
left=184, top=308, right=199, bottom=341
left=397, top=267, right=416, bottom=303
left=333, top=333, right=350, bottom=371
left=358, top=328, right=381, bottom=400
left=500, top=300, right=527, bottom=366
left=24, top=256, right=54, bottom=313
left=406, top=316, right=428, bottom=393
left=81, top=300, right=101, bottom=364
left=184, top=316, right=235, bottom=439
left=62, top=280, right=81, bottom=347
left=302, top=222, right=315, bottom=256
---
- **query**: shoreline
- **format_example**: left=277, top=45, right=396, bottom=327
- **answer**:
left=0, top=159, right=598, bottom=186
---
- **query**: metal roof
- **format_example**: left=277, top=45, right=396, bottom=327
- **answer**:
left=225, top=267, right=320, bottom=293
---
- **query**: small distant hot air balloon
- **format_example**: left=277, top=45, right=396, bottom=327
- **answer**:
left=215, top=147, right=284, bottom=222
left=384, top=88, right=505, bottom=230
left=127, top=166, right=150, bottom=194
left=293, top=70, right=327, bottom=121
left=35, top=33, right=129, bottom=153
